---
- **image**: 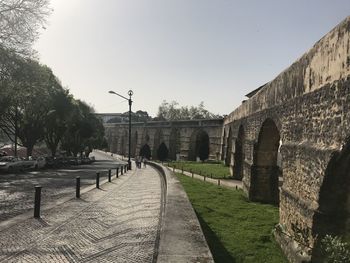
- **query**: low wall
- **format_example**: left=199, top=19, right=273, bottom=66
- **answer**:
left=148, top=162, right=214, bottom=263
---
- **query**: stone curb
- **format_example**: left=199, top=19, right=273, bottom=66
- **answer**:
left=148, top=162, right=214, bottom=263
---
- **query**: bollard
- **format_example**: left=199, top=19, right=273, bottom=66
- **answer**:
left=34, top=185, right=42, bottom=218
left=211, top=173, right=213, bottom=179
left=76, top=176, right=80, bottom=198
left=116, top=167, right=119, bottom=178
left=204, top=176, right=206, bottom=182
left=96, top=172, right=100, bottom=189
left=121, top=166, right=124, bottom=175
left=236, top=185, right=238, bottom=190
left=125, top=165, right=128, bottom=172
left=199, top=170, right=201, bottom=176
left=108, top=169, right=111, bottom=182
left=218, top=179, right=221, bottom=186
left=181, top=166, right=184, bottom=174
left=191, top=170, right=194, bottom=178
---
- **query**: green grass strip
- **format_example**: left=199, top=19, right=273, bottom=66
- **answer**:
left=176, top=173, right=288, bottom=263
left=169, top=161, right=230, bottom=179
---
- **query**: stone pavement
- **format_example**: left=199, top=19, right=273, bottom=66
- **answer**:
left=0, top=165, right=163, bottom=262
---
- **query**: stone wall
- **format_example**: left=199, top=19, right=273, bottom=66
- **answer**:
left=104, top=119, right=223, bottom=161
left=223, top=17, right=350, bottom=262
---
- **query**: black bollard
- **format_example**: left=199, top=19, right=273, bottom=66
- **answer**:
left=218, top=179, right=221, bottom=186
left=34, top=185, right=42, bottom=218
left=96, top=172, right=100, bottom=188
left=76, top=176, right=80, bottom=198
left=204, top=176, right=206, bottom=182
left=121, top=166, right=123, bottom=175
left=108, top=169, right=111, bottom=182
left=211, top=173, right=213, bottom=179
left=116, top=167, right=119, bottom=178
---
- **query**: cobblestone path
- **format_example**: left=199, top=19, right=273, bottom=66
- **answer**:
left=0, top=166, right=163, bottom=262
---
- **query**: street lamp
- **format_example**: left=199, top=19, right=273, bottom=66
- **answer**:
left=108, top=90, right=133, bottom=170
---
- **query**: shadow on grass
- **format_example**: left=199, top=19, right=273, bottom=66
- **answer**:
left=196, top=211, right=236, bottom=263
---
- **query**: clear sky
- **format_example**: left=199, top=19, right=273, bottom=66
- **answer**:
left=34, top=0, right=350, bottom=117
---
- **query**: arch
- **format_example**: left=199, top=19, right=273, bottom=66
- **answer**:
left=250, top=118, right=281, bottom=205
left=131, top=131, right=138, bottom=157
left=152, top=129, right=163, bottom=160
left=120, top=130, right=128, bottom=156
left=157, top=142, right=169, bottom=161
left=139, top=144, right=151, bottom=160
left=188, top=129, right=210, bottom=161
left=225, top=128, right=232, bottom=166
left=233, top=125, right=244, bottom=180
left=221, top=129, right=226, bottom=161
left=312, top=139, right=350, bottom=259
left=169, top=128, right=180, bottom=160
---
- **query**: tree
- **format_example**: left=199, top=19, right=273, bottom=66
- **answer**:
left=44, top=81, right=74, bottom=157
left=61, top=100, right=105, bottom=157
left=0, top=0, right=51, bottom=55
left=0, top=56, right=53, bottom=156
left=156, top=100, right=222, bottom=121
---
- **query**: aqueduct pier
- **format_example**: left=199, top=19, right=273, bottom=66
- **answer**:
left=104, top=17, right=350, bottom=262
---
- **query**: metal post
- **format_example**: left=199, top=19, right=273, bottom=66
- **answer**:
left=108, top=169, right=111, bottom=182
left=121, top=166, right=123, bottom=175
left=204, top=176, right=206, bottom=182
left=116, top=167, right=119, bottom=178
left=128, top=90, right=133, bottom=170
left=34, top=186, right=42, bottom=218
left=218, top=179, right=221, bottom=186
left=76, top=176, right=80, bottom=198
left=96, top=172, right=100, bottom=188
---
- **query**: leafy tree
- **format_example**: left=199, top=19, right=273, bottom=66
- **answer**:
left=61, top=100, right=105, bottom=157
left=0, top=0, right=51, bottom=55
left=44, top=81, right=74, bottom=157
left=0, top=56, right=53, bottom=156
left=156, top=100, right=222, bottom=121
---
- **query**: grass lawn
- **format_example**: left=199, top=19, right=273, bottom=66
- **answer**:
left=177, top=173, right=288, bottom=263
left=168, top=161, right=230, bottom=179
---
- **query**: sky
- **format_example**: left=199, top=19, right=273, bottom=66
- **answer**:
left=34, top=0, right=350, bottom=117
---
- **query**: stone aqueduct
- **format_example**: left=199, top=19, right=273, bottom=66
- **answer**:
left=104, top=17, right=350, bottom=262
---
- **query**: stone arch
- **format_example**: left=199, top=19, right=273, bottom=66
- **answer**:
left=120, top=130, right=128, bottom=156
left=311, top=138, right=350, bottom=259
left=142, top=129, right=150, bottom=144
left=169, top=128, right=180, bottom=160
left=157, top=142, right=169, bottom=161
left=152, top=129, right=163, bottom=160
left=225, top=127, right=232, bottom=166
left=139, top=143, right=151, bottom=160
left=188, top=129, right=210, bottom=161
left=221, top=129, right=226, bottom=161
left=233, top=125, right=245, bottom=180
left=250, top=118, right=281, bottom=205
left=131, top=131, right=138, bottom=157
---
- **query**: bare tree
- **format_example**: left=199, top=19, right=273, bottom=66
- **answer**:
left=0, top=0, right=51, bottom=55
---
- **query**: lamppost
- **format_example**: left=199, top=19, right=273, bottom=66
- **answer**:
left=108, top=90, right=133, bottom=170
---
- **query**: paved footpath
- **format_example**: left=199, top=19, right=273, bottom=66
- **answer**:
left=0, top=165, right=163, bottom=262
